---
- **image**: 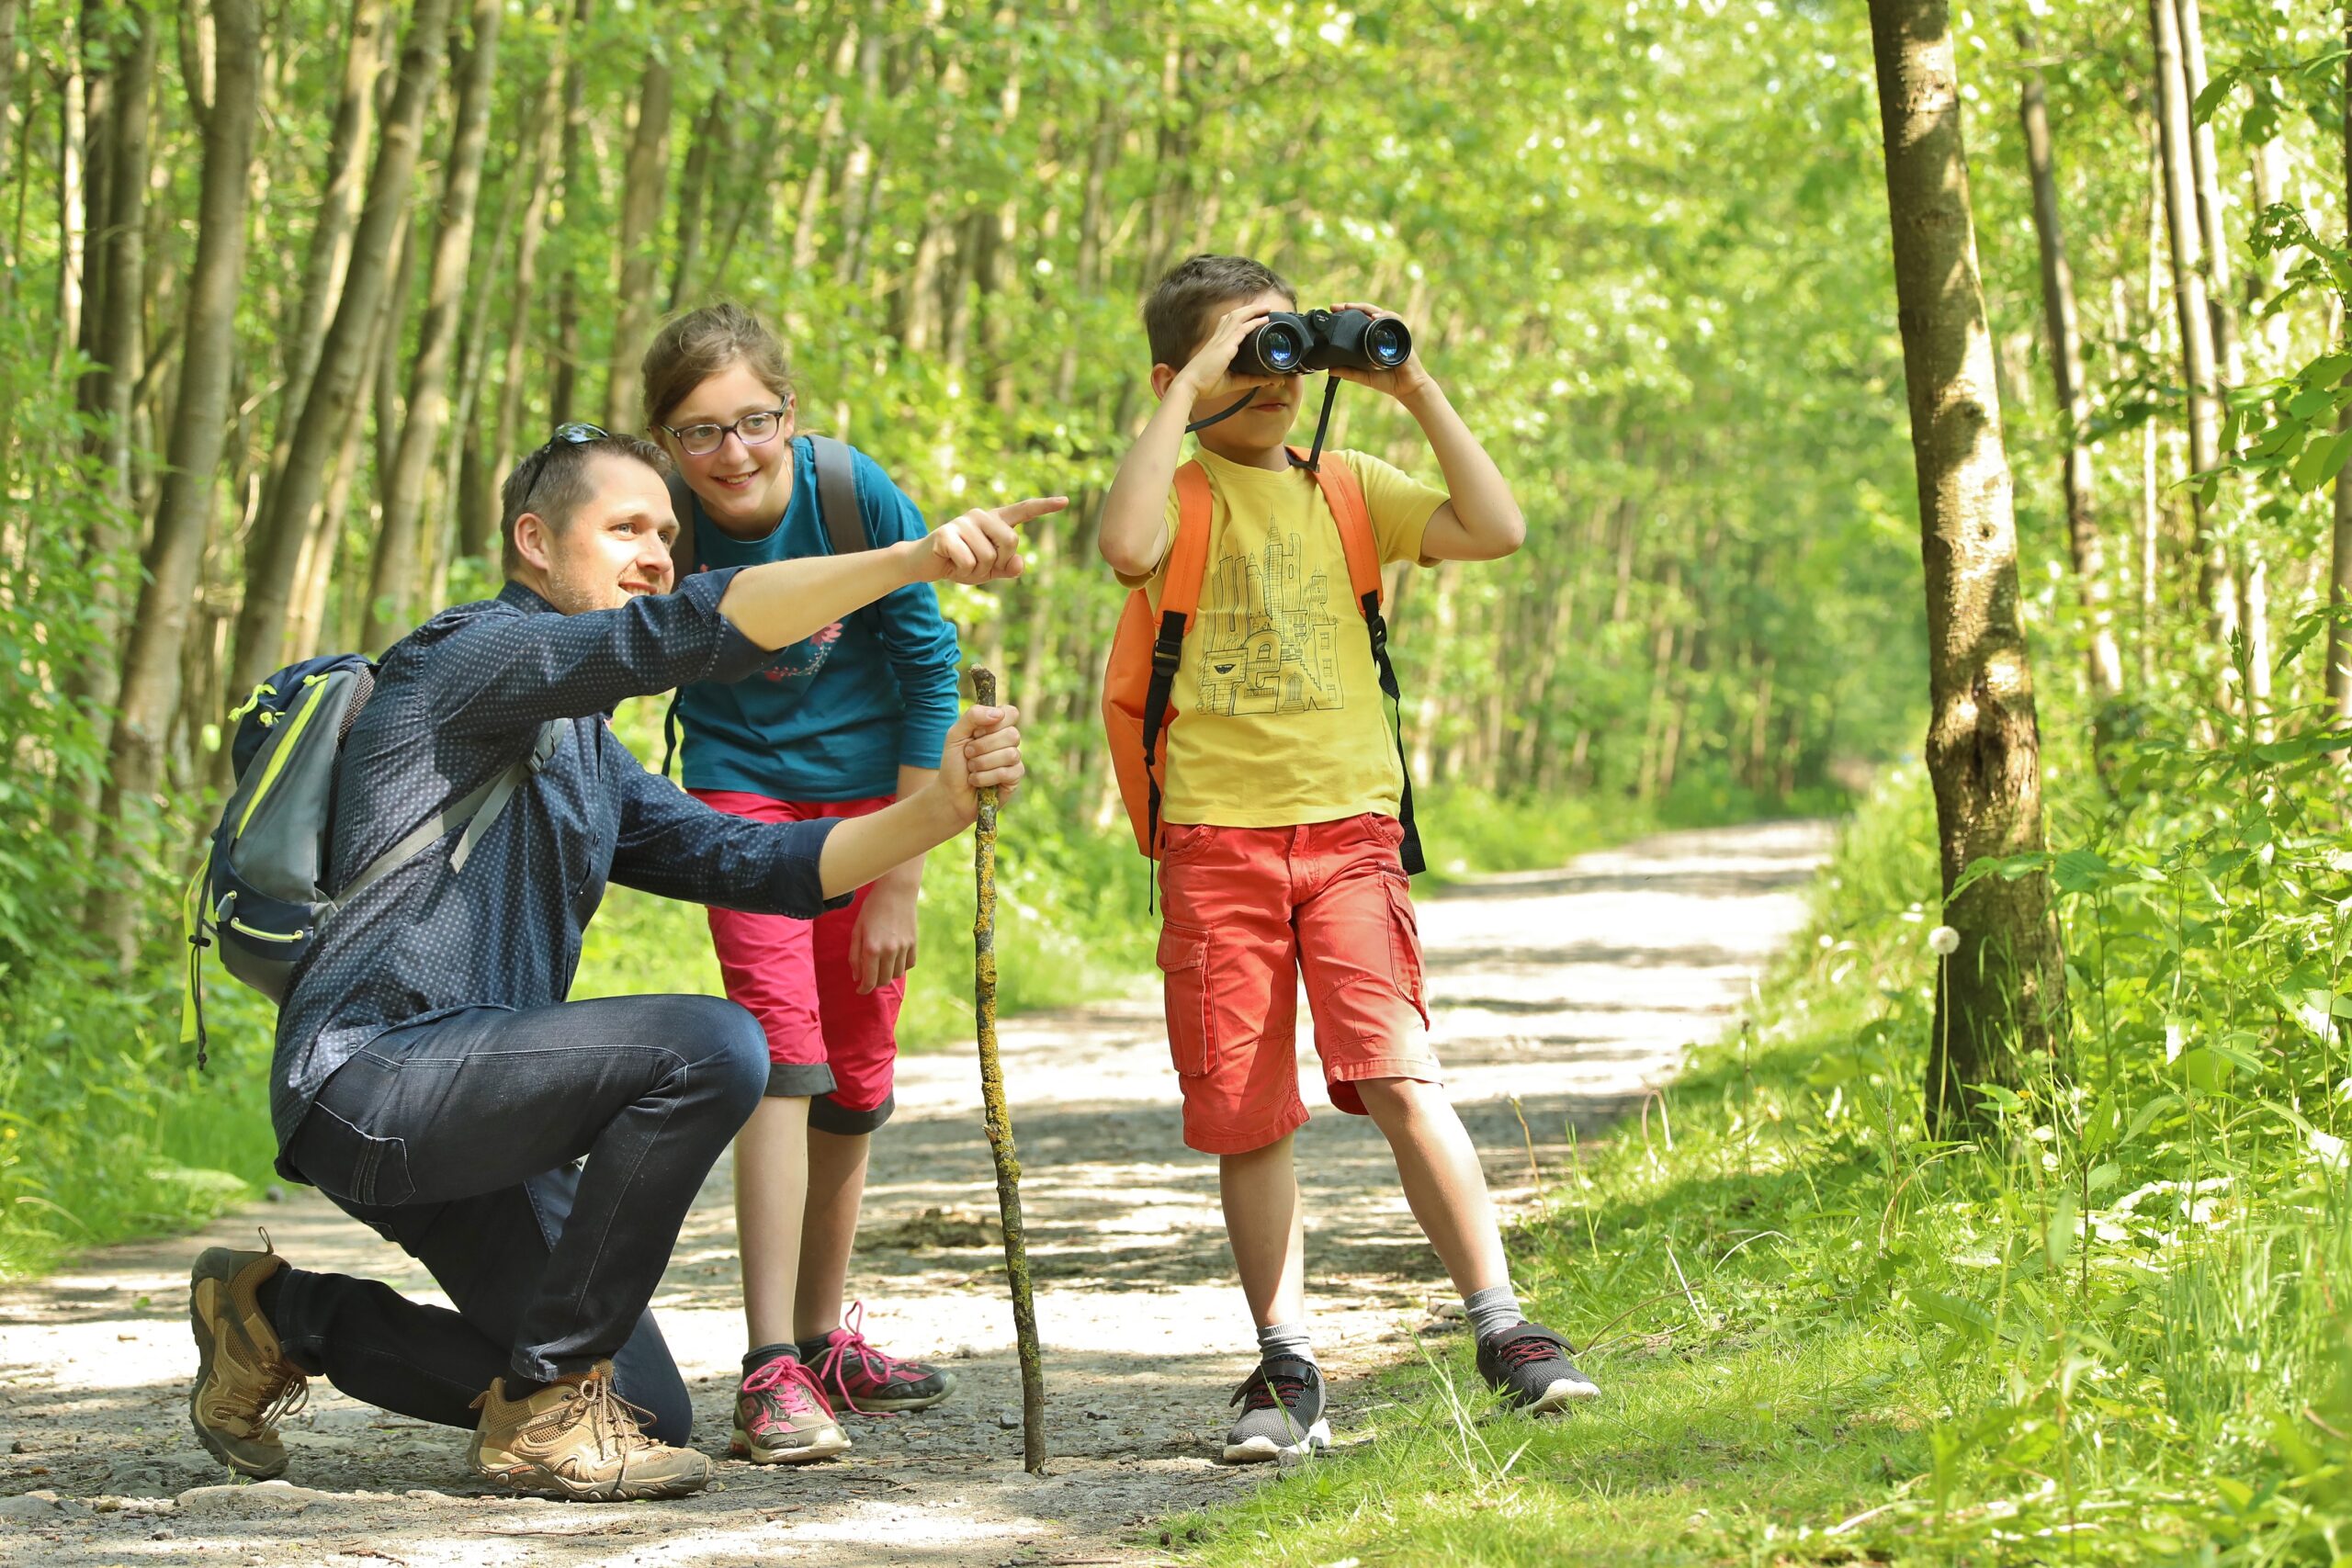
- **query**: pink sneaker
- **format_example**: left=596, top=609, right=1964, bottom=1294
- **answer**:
left=803, top=1303, right=958, bottom=1414
left=730, top=1354, right=850, bottom=1463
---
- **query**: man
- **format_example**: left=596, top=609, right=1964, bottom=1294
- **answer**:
left=186, top=427, right=1048, bottom=1502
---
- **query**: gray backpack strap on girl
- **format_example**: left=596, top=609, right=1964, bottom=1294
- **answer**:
left=661, top=435, right=873, bottom=777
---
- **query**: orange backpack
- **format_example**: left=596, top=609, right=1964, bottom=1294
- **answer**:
left=1100, top=449, right=1424, bottom=874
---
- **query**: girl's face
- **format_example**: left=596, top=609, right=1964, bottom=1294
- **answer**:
left=661, top=361, right=797, bottom=532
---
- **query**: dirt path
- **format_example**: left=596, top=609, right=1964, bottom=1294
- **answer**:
left=0, top=820, right=1828, bottom=1566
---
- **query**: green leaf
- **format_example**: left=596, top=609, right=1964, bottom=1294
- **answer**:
left=1911, top=1288, right=1997, bottom=1343
left=2190, top=64, right=2242, bottom=126
left=2046, top=1189, right=2077, bottom=1276
left=2050, top=849, right=2115, bottom=895
left=2290, top=426, right=2352, bottom=491
left=2179, top=1047, right=2238, bottom=1092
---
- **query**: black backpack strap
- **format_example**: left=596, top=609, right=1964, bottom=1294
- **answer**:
left=1361, top=591, right=1426, bottom=877
left=1139, top=609, right=1190, bottom=909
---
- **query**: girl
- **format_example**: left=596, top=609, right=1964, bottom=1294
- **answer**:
left=644, top=303, right=962, bottom=1464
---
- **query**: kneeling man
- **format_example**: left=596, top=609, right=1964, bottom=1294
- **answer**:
left=185, top=428, right=1036, bottom=1502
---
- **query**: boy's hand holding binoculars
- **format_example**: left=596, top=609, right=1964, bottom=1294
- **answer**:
left=1319, top=301, right=1433, bottom=403
left=915, top=496, right=1069, bottom=585
left=1175, top=304, right=1292, bottom=409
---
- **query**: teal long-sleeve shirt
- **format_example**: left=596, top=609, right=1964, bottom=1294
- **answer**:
left=676, top=437, right=963, bottom=802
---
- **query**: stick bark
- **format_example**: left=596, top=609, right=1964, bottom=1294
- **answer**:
left=970, top=666, right=1046, bottom=1475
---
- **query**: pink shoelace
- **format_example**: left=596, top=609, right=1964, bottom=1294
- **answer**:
left=806, top=1302, right=923, bottom=1417
left=741, top=1354, right=834, bottom=1422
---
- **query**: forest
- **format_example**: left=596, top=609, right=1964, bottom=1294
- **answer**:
left=2, top=0, right=2349, bottom=1560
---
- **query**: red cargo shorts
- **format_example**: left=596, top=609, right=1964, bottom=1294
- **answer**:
left=690, top=790, right=904, bottom=1134
left=1154, top=812, right=1437, bottom=1154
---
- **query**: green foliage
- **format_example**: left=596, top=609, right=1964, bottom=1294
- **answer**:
left=1181, top=738, right=2352, bottom=1563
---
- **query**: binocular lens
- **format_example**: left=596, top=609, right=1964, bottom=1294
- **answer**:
left=1258, top=323, right=1306, bottom=373
left=1365, top=318, right=1412, bottom=368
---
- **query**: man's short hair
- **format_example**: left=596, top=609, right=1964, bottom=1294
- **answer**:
left=500, top=431, right=672, bottom=576
left=1142, top=254, right=1297, bottom=370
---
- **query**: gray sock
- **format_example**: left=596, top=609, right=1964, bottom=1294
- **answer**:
left=1464, top=1284, right=1524, bottom=1342
left=1256, top=1321, right=1317, bottom=1368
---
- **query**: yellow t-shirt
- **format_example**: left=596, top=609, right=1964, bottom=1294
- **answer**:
left=1122, top=446, right=1447, bottom=828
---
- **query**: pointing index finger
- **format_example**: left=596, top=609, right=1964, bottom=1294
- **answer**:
left=995, top=496, right=1069, bottom=527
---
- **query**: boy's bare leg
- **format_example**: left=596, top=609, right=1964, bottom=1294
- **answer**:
left=795, top=1128, right=870, bottom=1339
left=734, top=1095, right=812, bottom=1348
left=1352, top=1078, right=1510, bottom=1297
left=1219, top=1133, right=1307, bottom=1327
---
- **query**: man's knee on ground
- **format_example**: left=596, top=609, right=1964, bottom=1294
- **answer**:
left=660, top=995, right=771, bottom=1116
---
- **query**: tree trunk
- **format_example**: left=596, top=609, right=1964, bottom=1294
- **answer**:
left=2173, top=0, right=2242, bottom=388
left=365, top=0, right=500, bottom=650
left=2150, top=0, right=2222, bottom=608
left=0, top=0, right=18, bottom=269
left=666, top=88, right=723, bottom=311
left=1866, top=0, right=2064, bottom=1131
left=264, top=0, right=384, bottom=525
left=548, top=0, right=592, bottom=421
left=491, top=11, right=571, bottom=537
left=228, top=0, right=452, bottom=703
left=55, top=10, right=86, bottom=367
left=2335, top=19, right=2352, bottom=729
left=604, top=58, right=672, bottom=431
left=2017, top=53, right=2124, bottom=710
left=96, top=0, right=257, bottom=962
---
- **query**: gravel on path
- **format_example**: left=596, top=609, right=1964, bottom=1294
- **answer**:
left=0, top=819, right=1829, bottom=1566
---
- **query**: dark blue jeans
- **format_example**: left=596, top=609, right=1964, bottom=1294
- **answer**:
left=270, top=995, right=768, bottom=1441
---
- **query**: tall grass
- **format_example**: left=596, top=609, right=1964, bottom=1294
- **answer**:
left=1182, top=731, right=2352, bottom=1564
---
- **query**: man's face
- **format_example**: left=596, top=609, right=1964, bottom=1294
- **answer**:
left=523, top=453, right=680, bottom=615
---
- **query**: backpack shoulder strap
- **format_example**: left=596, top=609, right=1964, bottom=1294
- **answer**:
left=1295, top=447, right=1383, bottom=608
left=1163, top=459, right=1216, bottom=616
left=665, top=472, right=699, bottom=581
left=806, top=433, right=868, bottom=556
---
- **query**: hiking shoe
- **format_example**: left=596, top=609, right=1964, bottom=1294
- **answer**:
left=1476, top=1321, right=1600, bottom=1413
left=731, top=1353, right=851, bottom=1463
left=802, top=1303, right=956, bottom=1414
left=1221, top=1355, right=1329, bottom=1463
left=187, top=1231, right=308, bottom=1478
left=467, top=1360, right=711, bottom=1502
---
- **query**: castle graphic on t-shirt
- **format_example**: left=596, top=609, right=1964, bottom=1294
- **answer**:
left=1195, top=529, right=1344, bottom=716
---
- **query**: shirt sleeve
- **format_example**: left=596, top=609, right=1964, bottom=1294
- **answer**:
left=855, top=453, right=964, bottom=771
left=1341, top=451, right=1449, bottom=567
left=605, top=735, right=852, bottom=916
left=427, top=569, right=771, bottom=739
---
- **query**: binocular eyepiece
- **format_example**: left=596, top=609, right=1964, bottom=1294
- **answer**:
left=1233, top=308, right=1413, bottom=378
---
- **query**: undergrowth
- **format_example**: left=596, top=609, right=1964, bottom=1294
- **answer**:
left=1179, top=726, right=2352, bottom=1564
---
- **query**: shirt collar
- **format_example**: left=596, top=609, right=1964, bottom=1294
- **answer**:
left=497, top=579, right=558, bottom=615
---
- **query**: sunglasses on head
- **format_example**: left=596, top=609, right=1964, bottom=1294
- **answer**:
left=515, top=422, right=609, bottom=513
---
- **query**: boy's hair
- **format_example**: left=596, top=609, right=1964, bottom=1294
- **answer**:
left=1143, top=254, right=1296, bottom=369
left=500, top=431, right=671, bottom=577
left=641, top=301, right=796, bottom=433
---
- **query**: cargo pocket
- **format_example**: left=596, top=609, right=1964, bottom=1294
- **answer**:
left=1383, top=874, right=1430, bottom=1028
left=1157, top=922, right=1216, bottom=1077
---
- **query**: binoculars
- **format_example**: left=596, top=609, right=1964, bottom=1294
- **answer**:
left=1232, top=308, right=1413, bottom=378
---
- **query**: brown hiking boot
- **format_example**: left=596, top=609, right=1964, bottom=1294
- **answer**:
left=187, top=1231, right=309, bottom=1478
left=468, top=1361, right=711, bottom=1502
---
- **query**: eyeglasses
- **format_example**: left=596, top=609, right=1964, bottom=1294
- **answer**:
left=516, top=422, right=609, bottom=512
left=662, top=407, right=787, bottom=458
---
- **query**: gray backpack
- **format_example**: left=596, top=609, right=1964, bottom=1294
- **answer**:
left=183, top=652, right=556, bottom=1066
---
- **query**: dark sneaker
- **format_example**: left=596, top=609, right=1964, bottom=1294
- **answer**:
left=187, top=1230, right=308, bottom=1478
left=1476, top=1321, right=1600, bottom=1412
left=1221, top=1355, right=1329, bottom=1463
left=731, top=1353, right=851, bottom=1463
left=802, top=1303, right=956, bottom=1414
left=468, top=1360, right=711, bottom=1501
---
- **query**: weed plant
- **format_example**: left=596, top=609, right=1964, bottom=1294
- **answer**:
left=1181, top=717, right=2352, bottom=1564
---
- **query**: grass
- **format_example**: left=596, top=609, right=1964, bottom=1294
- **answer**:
left=1172, top=753, right=2352, bottom=1566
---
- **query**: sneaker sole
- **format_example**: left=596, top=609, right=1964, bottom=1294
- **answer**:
left=1220, top=1418, right=1330, bottom=1464
left=187, top=1251, right=287, bottom=1481
left=1522, top=1378, right=1602, bottom=1415
left=835, top=1371, right=957, bottom=1414
left=730, top=1422, right=853, bottom=1463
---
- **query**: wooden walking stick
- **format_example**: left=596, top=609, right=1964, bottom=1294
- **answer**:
left=969, top=667, right=1046, bottom=1474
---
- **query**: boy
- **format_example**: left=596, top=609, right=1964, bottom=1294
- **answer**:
left=1098, top=254, right=1600, bottom=1463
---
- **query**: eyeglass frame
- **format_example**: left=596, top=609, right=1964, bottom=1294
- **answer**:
left=660, top=396, right=795, bottom=459
left=514, top=421, right=611, bottom=514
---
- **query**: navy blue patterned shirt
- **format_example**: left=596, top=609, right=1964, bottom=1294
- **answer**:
left=270, top=570, right=845, bottom=1158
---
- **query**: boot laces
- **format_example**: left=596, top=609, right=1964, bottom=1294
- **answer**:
left=569, top=1371, right=660, bottom=1458
left=1230, top=1365, right=1313, bottom=1414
